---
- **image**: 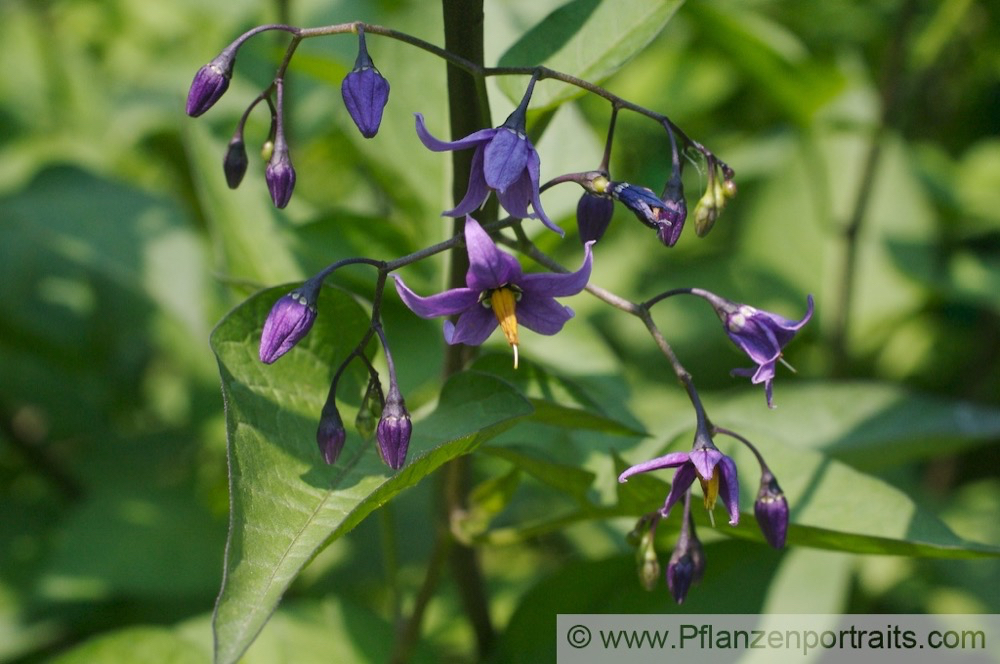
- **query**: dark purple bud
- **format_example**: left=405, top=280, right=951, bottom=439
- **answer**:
left=259, top=289, right=317, bottom=364
left=577, top=192, right=614, bottom=244
left=223, top=136, right=249, bottom=189
left=754, top=471, right=789, bottom=548
left=376, top=384, right=411, bottom=470
left=341, top=30, right=390, bottom=139
left=610, top=182, right=666, bottom=230
left=655, top=177, right=687, bottom=247
left=186, top=49, right=235, bottom=117
left=665, top=516, right=705, bottom=604
left=316, top=404, right=347, bottom=465
left=265, top=144, right=296, bottom=209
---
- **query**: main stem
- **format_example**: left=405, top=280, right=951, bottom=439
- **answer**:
left=442, top=0, right=495, bottom=659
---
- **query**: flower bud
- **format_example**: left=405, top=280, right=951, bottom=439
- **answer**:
left=316, top=404, right=347, bottom=465
left=355, top=377, right=384, bottom=440
left=754, top=471, right=789, bottom=548
left=259, top=289, right=317, bottom=364
left=610, top=181, right=664, bottom=229
left=636, top=528, right=661, bottom=592
left=576, top=192, right=614, bottom=244
left=265, top=143, right=296, bottom=209
left=186, top=49, right=235, bottom=117
left=655, top=176, right=687, bottom=247
left=376, top=384, right=411, bottom=470
left=665, top=525, right=705, bottom=605
left=341, top=30, right=390, bottom=139
left=223, top=136, right=249, bottom=189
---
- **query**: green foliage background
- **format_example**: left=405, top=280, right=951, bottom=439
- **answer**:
left=2, top=0, right=1000, bottom=662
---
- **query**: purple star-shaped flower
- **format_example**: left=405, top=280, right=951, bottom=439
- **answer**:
left=414, top=113, right=561, bottom=236
left=393, top=216, right=592, bottom=367
left=618, top=440, right=740, bottom=526
left=700, top=291, right=814, bottom=408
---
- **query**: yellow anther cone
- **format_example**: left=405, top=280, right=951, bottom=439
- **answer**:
left=491, top=287, right=520, bottom=369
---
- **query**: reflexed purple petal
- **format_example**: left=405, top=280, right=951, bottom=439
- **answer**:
left=393, top=276, right=478, bottom=318
left=526, top=149, right=563, bottom=235
left=764, top=294, right=814, bottom=346
left=618, top=452, right=691, bottom=482
left=717, top=455, right=740, bottom=525
left=483, top=128, right=529, bottom=192
left=688, top=447, right=722, bottom=481
left=662, top=463, right=698, bottom=517
left=443, top=147, right=491, bottom=218
left=444, top=306, right=498, bottom=346
left=464, top=217, right=522, bottom=291
left=414, top=113, right=496, bottom=152
left=751, top=361, right=776, bottom=385
left=515, top=293, right=573, bottom=335
left=495, top=169, right=533, bottom=219
left=519, top=241, right=593, bottom=298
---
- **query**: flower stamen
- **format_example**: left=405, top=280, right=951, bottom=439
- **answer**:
left=490, top=286, right=520, bottom=368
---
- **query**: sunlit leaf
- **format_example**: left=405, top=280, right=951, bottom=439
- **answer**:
left=498, top=0, right=685, bottom=110
left=210, top=287, right=533, bottom=664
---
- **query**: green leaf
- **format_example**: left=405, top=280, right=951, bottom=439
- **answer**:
left=210, top=289, right=533, bottom=664
left=497, top=0, right=685, bottom=110
left=49, top=627, right=206, bottom=664
left=482, top=444, right=596, bottom=502
left=709, top=381, right=1000, bottom=469
left=470, top=354, right=646, bottom=436
left=684, top=1, right=845, bottom=124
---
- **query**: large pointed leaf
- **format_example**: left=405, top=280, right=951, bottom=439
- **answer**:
left=210, top=287, right=533, bottom=664
left=497, top=0, right=685, bottom=110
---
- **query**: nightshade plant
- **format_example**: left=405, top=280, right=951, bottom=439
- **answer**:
left=188, top=7, right=816, bottom=663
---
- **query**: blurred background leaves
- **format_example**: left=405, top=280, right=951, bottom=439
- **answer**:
left=2, top=0, right=1000, bottom=661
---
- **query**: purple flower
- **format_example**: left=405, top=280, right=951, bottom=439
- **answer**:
left=259, top=289, right=317, bottom=364
left=341, top=28, right=390, bottom=138
left=185, top=48, right=235, bottom=117
left=701, top=292, right=814, bottom=408
left=618, top=437, right=740, bottom=526
left=376, top=384, right=411, bottom=470
left=414, top=112, right=561, bottom=235
left=393, top=216, right=593, bottom=367
left=265, top=141, right=296, bottom=209
left=665, top=517, right=705, bottom=604
left=754, top=471, right=789, bottom=548
left=576, top=192, right=614, bottom=244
